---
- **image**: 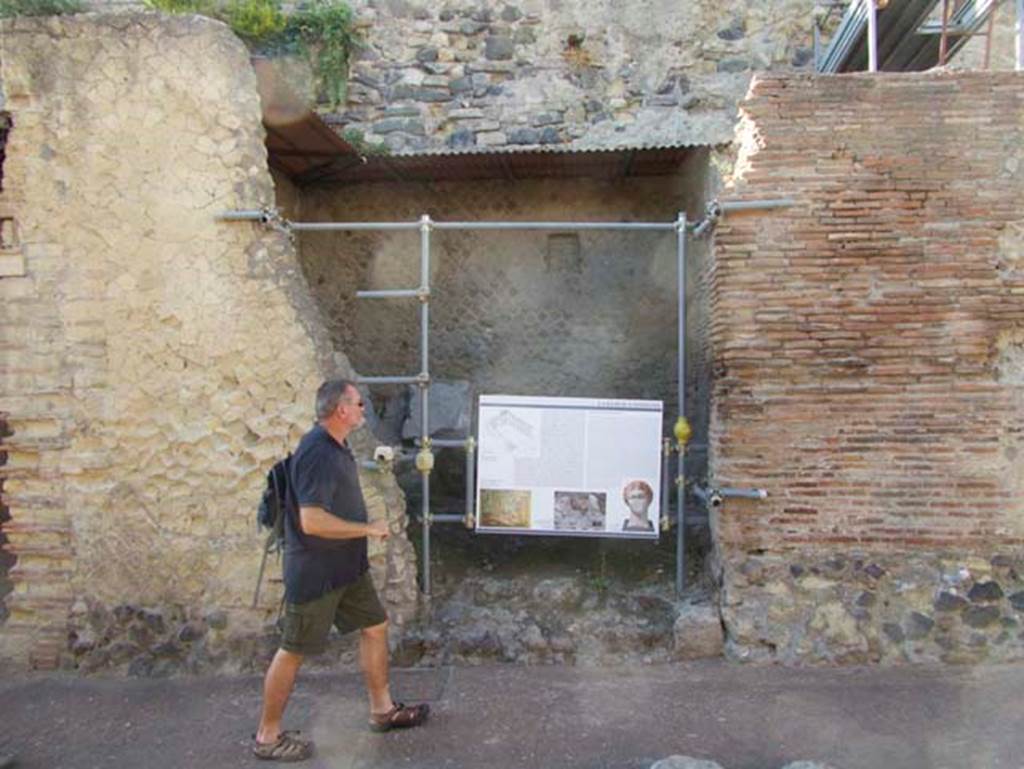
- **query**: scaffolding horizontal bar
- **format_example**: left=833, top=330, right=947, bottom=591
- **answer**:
left=719, top=199, right=796, bottom=212
left=414, top=438, right=469, bottom=448
left=224, top=215, right=683, bottom=232
left=432, top=221, right=676, bottom=231
left=356, top=288, right=423, bottom=299
left=217, top=210, right=268, bottom=221
left=426, top=514, right=465, bottom=523
left=720, top=486, right=768, bottom=500
left=290, top=222, right=422, bottom=231
left=356, top=375, right=425, bottom=385
left=915, top=22, right=974, bottom=35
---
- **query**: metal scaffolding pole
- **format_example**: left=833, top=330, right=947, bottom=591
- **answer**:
left=433, top=221, right=675, bottom=231
left=418, top=215, right=433, bottom=596
left=676, top=211, right=687, bottom=598
left=867, top=0, right=879, bottom=72
left=1018, top=0, right=1024, bottom=70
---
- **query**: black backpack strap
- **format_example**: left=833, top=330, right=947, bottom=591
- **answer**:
left=252, top=454, right=292, bottom=609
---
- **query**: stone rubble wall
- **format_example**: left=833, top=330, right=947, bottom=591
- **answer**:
left=712, top=71, right=1024, bottom=663
left=338, top=0, right=819, bottom=153
left=0, top=13, right=416, bottom=672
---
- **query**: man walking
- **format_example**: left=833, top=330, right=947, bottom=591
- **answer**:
left=253, top=378, right=428, bottom=761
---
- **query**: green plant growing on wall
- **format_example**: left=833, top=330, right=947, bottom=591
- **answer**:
left=284, top=0, right=356, bottom=108
left=144, top=0, right=215, bottom=13
left=144, top=0, right=357, bottom=110
left=225, top=0, right=286, bottom=43
left=0, top=0, right=85, bottom=17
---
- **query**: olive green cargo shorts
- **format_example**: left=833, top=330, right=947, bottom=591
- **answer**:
left=280, top=573, right=387, bottom=656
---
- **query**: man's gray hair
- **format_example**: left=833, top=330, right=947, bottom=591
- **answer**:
left=315, top=378, right=358, bottom=420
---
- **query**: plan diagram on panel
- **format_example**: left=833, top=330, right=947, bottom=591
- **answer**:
left=481, top=408, right=541, bottom=458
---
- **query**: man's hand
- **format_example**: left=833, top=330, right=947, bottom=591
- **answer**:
left=366, top=520, right=390, bottom=540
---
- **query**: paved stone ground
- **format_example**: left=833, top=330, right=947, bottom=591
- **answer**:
left=1, top=660, right=1022, bottom=769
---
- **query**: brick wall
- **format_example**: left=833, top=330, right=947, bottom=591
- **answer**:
left=714, top=71, right=1024, bottom=554
left=711, top=72, right=1024, bottom=663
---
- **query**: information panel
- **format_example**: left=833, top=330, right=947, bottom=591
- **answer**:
left=475, top=395, right=663, bottom=538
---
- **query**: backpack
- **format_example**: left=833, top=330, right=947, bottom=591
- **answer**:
left=252, top=453, right=292, bottom=608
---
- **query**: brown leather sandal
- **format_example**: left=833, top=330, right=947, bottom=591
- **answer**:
left=252, top=730, right=314, bottom=762
left=369, top=702, right=430, bottom=733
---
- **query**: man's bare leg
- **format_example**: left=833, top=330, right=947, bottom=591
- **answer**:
left=257, top=648, right=304, bottom=744
left=360, top=621, right=395, bottom=715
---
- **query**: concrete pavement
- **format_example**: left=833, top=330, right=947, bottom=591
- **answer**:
left=1, top=660, right=1022, bottom=769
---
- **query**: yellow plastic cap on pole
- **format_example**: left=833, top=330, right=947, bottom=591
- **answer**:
left=673, top=416, right=692, bottom=446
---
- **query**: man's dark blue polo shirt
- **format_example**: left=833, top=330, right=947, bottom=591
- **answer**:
left=283, top=423, right=369, bottom=604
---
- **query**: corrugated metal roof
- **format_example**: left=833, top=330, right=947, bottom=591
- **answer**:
left=310, top=144, right=703, bottom=186
left=264, top=114, right=361, bottom=181
left=265, top=111, right=712, bottom=186
left=388, top=139, right=716, bottom=158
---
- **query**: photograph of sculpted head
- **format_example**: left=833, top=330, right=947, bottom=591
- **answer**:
left=621, top=480, right=655, bottom=532
left=553, top=491, right=607, bottom=531
left=479, top=489, right=532, bottom=528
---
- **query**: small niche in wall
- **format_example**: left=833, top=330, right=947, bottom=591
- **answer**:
left=545, top=233, right=582, bottom=273
left=0, top=217, right=16, bottom=250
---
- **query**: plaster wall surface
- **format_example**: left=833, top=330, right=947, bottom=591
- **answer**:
left=0, top=13, right=415, bottom=671
left=711, top=71, right=1024, bottom=664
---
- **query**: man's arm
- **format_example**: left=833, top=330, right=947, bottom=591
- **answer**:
left=299, top=506, right=390, bottom=540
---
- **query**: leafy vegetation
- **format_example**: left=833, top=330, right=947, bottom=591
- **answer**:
left=224, top=0, right=287, bottom=43
left=286, top=0, right=356, bottom=108
left=145, top=0, right=357, bottom=108
left=0, top=0, right=86, bottom=17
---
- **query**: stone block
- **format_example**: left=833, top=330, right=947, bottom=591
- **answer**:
left=716, top=57, right=750, bottom=73
left=447, top=107, right=485, bottom=120
left=481, top=36, right=512, bottom=60
left=412, top=88, right=452, bottom=103
left=475, top=130, right=507, bottom=146
left=716, top=17, right=746, bottom=40
left=934, top=591, right=969, bottom=612
left=673, top=600, right=724, bottom=660
left=415, top=47, right=439, bottom=63
left=446, top=128, right=476, bottom=149
left=963, top=605, right=1001, bottom=628
left=507, top=127, right=540, bottom=145
left=968, top=581, right=1004, bottom=602
left=449, top=76, right=474, bottom=94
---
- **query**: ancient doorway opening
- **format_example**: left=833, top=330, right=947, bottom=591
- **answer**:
left=276, top=145, right=718, bottom=662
